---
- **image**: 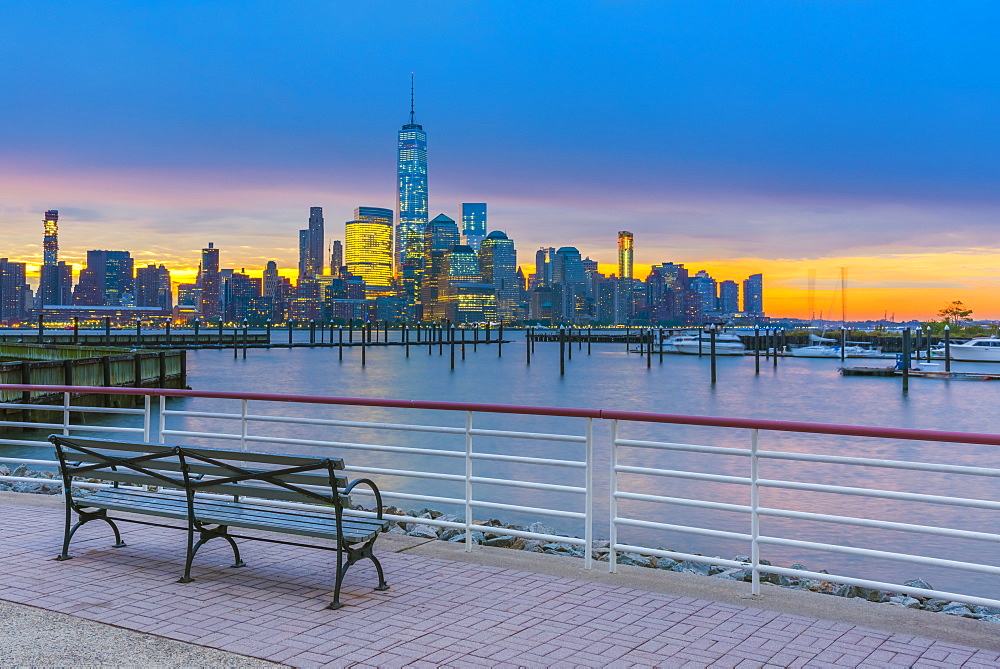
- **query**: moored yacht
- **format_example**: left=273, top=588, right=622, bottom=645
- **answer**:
left=932, top=337, right=1000, bottom=362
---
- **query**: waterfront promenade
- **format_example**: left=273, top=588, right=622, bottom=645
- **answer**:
left=2, top=492, right=998, bottom=668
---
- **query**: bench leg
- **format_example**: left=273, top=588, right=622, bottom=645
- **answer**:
left=56, top=509, right=126, bottom=561
left=179, top=525, right=244, bottom=583
left=326, top=538, right=390, bottom=610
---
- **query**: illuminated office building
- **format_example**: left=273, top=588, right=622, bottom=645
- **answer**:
left=330, top=240, right=343, bottom=277
left=39, top=210, right=72, bottom=306
left=135, top=264, right=172, bottom=310
left=0, top=258, right=30, bottom=322
left=200, top=243, right=221, bottom=319
left=397, top=78, right=428, bottom=311
left=298, top=207, right=325, bottom=281
left=479, top=231, right=518, bottom=322
left=617, top=231, right=634, bottom=324
left=460, top=203, right=487, bottom=250
left=743, top=273, right=764, bottom=314
left=440, top=245, right=496, bottom=324
left=345, top=207, right=394, bottom=295
left=420, top=214, right=461, bottom=320
left=72, top=250, right=134, bottom=307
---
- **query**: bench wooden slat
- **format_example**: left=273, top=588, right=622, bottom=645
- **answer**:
left=62, top=452, right=348, bottom=489
left=89, top=490, right=384, bottom=536
left=54, top=436, right=345, bottom=469
left=80, top=490, right=384, bottom=543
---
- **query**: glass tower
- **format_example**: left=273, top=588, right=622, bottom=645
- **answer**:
left=743, top=273, right=764, bottom=314
left=397, top=82, right=428, bottom=273
left=298, top=207, right=324, bottom=281
left=460, top=203, right=487, bottom=250
left=345, top=207, right=394, bottom=293
left=617, top=231, right=634, bottom=324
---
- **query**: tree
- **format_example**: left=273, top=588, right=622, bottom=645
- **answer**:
left=938, top=301, right=973, bottom=324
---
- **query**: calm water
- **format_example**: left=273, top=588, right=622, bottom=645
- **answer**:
left=7, top=330, right=1000, bottom=597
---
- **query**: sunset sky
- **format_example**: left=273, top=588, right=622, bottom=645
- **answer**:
left=3, top=1, right=998, bottom=321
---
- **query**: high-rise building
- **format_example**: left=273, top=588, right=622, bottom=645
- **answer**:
left=617, top=231, right=634, bottom=324
left=420, top=214, right=461, bottom=320
left=135, top=264, right=172, bottom=310
left=460, top=203, right=487, bottom=250
left=440, top=245, right=497, bottom=323
left=71, top=250, right=134, bottom=307
left=263, top=260, right=280, bottom=298
left=298, top=207, right=325, bottom=281
left=743, top=273, right=764, bottom=314
left=345, top=207, right=394, bottom=294
left=200, top=242, right=221, bottom=319
left=719, top=280, right=740, bottom=314
left=0, top=258, right=30, bottom=322
left=330, top=240, right=343, bottom=277
left=397, top=77, right=428, bottom=277
left=531, top=247, right=555, bottom=289
left=479, top=231, right=518, bottom=322
left=691, top=270, right=718, bottom=315
left=39, top=210, right=72, bottom=306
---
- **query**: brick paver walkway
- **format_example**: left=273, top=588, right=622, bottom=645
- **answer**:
left=1, top=500, right=997, bottom=668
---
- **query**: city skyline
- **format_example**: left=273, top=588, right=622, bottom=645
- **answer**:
left=2, top=2, right=998, bottom=320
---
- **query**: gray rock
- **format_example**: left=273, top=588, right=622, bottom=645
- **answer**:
left=674, top=560, right=711, bottom=576
left=941, top=603, right=974, bottom=617
left=903, top=578, right=933, bottom=592
left=483, top=535, right=515, bottom=548
left=521, top=540, right=545, bottom=553
left=978, top=615, right=1000, bottom=623
left=448, top=531, right=485, bottom=544
left=12, top=465, right=28, bottom=478
left=832, top=584, right=858, bottom=599
left=406, top=524, right=439, bottom=539
left=386, top=525, right=407, bottom=535
left=656, top=558, right=679, bottom=571
left=616, top=552, right=653, bottom=568
left=733, top=555, right=750, bottom=564
left=715, top=568, right=750, bottom=581
left=708, top=564, right=727, bottom=576
left=922, top=598, right=950, bottom=612
left=437, top=513, right=460, bottom=524
left=526, top=522, right=556, bottom=537
left=438, top=528, right=463, bottom=542
left=0, top=482, right=13, bottom=492
left=0, top=464, right=10, bottom=476
left=973, top=606, right=1000, bottom=616
left=542, top=543, right=583, bottom=557
left=888, top=595, right=922, bottom=609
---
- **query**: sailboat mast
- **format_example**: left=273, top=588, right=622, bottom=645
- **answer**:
left=840, top=267, right=847, bottom=328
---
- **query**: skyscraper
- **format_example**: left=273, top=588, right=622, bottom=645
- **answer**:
left=397, top=77, right=428, bottom=289
left=420, top=214, right=461, bottom=320
left=298, top=207, right=325, bottom=281
left=0, top=258, right=30, bottom=322
left=617, top=231, right=634, bottom=324
left=719, top=280, right=740, bottom=314
left=345, top=207, right=394, bottom=294
left=479, top=230, right=518, bottom=322
left=200, top=242, right=221, bottom=319
left=39, top=210, right=71, bottom=306
left=330, top=240, right=343, bottom=277
left=72, top=250, right=134, bottom=307
left=460, top=203, right=487, bottom=250
left=135, top=264, right=172, bottom=310
left=743, top=273, right=764, bottom=314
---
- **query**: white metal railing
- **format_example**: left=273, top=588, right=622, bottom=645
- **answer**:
left=1, top=385, right=999, bottom=609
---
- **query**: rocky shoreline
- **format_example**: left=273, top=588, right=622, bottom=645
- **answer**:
left=4, top=467, right=997, bottom=624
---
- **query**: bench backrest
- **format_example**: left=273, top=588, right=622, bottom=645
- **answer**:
left=50, top=435, right=348, bottom=507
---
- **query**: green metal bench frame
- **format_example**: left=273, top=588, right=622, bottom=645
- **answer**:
left=50, top=435, right=390, bottom=610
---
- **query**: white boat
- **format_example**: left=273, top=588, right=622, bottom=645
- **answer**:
left=932, top=337, right=1000, bottom=362
left=666, top=331, right=746, bottom=356
left=789, top=334, right=884, bottom=358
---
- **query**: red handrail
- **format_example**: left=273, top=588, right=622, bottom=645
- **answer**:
left=3, top=383, right=1000, bottom=446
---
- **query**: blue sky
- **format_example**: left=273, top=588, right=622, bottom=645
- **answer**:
left=3, top=1, right=999, bottom=317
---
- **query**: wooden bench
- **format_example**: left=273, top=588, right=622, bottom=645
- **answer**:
left=50, top=435, right=390, bottom=609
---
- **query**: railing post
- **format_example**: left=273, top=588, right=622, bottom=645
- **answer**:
left=609, top=419, right=618, bottom=574
left=584, top=417, right=593, bottom=570
left=464, top=411, right=473, bottom=553
left=143, top=395, right=152, bottom=443
left=62, top=392, right=71, bottom=436
left=750, top=428, right=761, bottom=596
left=158, top=395, right=167, bottom=444
left=241, top=399, right=249, bottom=452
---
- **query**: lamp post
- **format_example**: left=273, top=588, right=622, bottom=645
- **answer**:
left=242, top=319, right=249, bottom=358
left=944, top=324, right=951, bottom=373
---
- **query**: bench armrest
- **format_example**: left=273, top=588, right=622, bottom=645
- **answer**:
left=343, top=478, right=384, bottom=521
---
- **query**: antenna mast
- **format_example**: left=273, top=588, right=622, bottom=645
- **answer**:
left=409, top=72, right=415, bottom=125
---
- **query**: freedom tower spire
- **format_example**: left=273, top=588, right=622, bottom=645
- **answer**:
left=397, top=73, right=428, bottom=314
